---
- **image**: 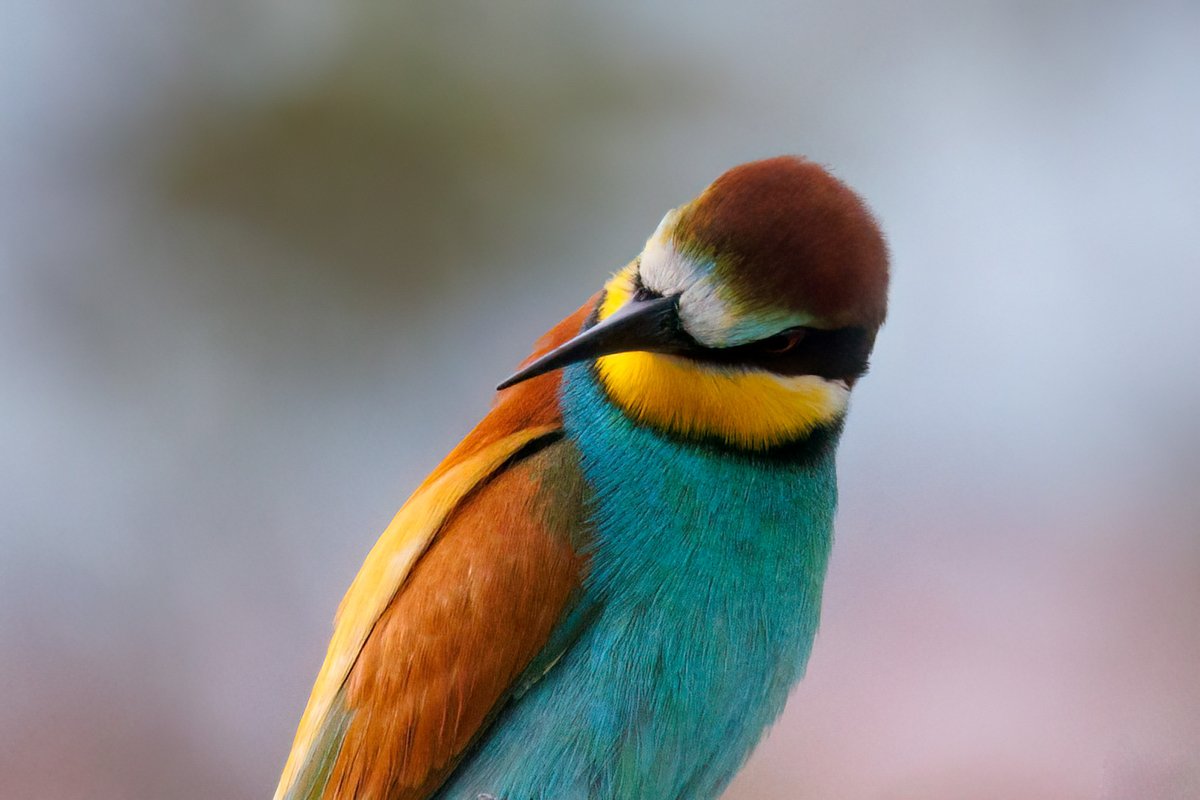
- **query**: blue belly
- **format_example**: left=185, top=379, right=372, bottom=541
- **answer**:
left=435, top=364, right=839, bottom=800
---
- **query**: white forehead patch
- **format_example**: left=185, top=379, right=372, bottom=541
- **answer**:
left=638, top=210, right=736, bottom=347
left=637, top=209, right=815, bottom=348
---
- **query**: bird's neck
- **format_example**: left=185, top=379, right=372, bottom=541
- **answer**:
left=554, top=362, right=841, bottom=797
left=560, top=359, right=842, bottom=572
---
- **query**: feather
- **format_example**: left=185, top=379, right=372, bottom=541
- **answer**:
left=275, top=299, right=598, bottom=800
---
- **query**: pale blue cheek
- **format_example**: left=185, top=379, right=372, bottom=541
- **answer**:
left=434, top=364, right=840, bottom=800
left=717, top=308, right=819, bottom=346
left=654, top=253, right=816, bottom=347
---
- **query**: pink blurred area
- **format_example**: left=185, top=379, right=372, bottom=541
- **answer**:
left=2, top=2, right=1197, bottom=798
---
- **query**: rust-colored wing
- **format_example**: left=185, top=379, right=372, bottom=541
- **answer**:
left=275, top=298, right=597, bottom=800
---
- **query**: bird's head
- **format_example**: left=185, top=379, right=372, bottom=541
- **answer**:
left=500, top=156, right=889, bottom=451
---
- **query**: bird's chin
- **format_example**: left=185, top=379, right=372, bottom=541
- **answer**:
left=592, top=350, right=849, bottom=452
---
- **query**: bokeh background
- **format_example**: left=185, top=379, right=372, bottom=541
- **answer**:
left=3, top=2, right=1198, bottom=798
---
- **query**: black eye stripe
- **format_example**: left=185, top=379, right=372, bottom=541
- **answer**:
left=752, top=328, right=807, bottom=354
left=677, top=326, right=872, bottom=381
left=622, top=269, right=871, bottom=382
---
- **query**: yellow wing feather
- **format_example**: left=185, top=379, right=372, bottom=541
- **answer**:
left=274, top=424, right=559, bottom=800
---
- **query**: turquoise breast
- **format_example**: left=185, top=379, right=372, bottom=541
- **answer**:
left=435, top=362, right=840, bottom=800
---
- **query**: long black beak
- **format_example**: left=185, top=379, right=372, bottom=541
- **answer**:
left=497, top=294, right=685, bottom=390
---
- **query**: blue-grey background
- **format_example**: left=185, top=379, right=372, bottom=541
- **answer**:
left=2, top=2, right=1198, bottom=798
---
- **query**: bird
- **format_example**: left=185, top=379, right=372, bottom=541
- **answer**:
left=274, top=155, right=889, bottom=800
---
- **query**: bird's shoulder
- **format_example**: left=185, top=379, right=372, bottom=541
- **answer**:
left=275, top=295, right=599, bottom=800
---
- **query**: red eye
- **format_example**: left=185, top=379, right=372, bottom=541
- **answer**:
left=758, top=329, right=807, bottom=354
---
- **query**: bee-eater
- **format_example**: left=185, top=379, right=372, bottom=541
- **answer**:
left=275, top=156, right=889, bottom=800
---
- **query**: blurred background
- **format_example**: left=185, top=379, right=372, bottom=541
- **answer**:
left=2, top=1, right=1198, bottom=798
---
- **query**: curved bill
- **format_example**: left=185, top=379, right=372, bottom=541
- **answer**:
left=497, top=294, right=685, bottom=390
